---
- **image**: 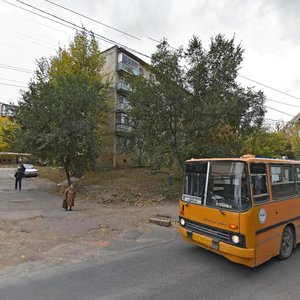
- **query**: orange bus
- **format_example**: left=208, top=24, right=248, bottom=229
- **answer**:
left=179, top=154, right=300, bottom=267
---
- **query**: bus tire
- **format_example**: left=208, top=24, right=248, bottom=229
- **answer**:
left=278, top=226, right=294, bottom=260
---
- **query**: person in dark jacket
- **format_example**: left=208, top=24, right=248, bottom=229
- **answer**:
left=14, top=167, right=23, bottom=190
left=20, top=164, right=26, bottom=176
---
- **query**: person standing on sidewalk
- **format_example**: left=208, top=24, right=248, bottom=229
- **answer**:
left=64, top=184, right=76, bottom=211
left=14, top=167, right=23, bottom=190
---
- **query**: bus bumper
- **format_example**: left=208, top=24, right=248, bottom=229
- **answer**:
left=180, top=227, right=255, bottom=266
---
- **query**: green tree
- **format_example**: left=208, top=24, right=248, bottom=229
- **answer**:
left=243, top=128, right=293, bottom=158
left=289, top=125, right=300, bottom=159
left=0, top=117, right=19, bottom=151
left=185, top=35, right=265, bottom=158
left=15, top=30, right=110, bottom=184
left=127, top=40, right=189, bottom=169
left=127, top=35, right=266, bottom=169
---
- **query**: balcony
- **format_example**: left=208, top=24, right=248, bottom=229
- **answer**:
left=116, top=81, right=132, bottom=93
left=117, top=62, right=140, bottom=76
left=116, top=96, right=131, bottom=111
left=116, top=102, right=131, bottom=111
left=116, top=123, right=132, bottom=133
left=0, top=103, right=15, bottom=117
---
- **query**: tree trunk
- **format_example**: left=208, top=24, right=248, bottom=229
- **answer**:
left=63, top=158, right=71, bottom=186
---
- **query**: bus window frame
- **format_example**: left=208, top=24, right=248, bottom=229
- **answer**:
left=295, top=165, right=300, bottom=195
left=183, top=160, right=252, bottom=212
left=202, top=160, right=252, bottom=212
left=270, top=163, right=297, bottom=201
left=250, top=162, right=270, bottom=204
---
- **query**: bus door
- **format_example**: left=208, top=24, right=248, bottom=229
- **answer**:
left=250, top=163, right=279, bottom=265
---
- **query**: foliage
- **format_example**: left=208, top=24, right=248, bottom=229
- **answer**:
left=126, top=41, right=188, bottom=168
left=161, top=183, right=178, bottom=200
left=243, top=128, right=293, bottom=158
left=15, top=30, right=110, bottom=184
left=127, top=34, right=266, bottom=169
left=0, top=117, right=19, bottom=151
left=288, top=125, right=300, bottom=159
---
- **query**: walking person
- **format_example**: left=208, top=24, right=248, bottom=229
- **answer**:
left=14, top=167, right=23, bottom=190
left=64, top=184, right=76, bottom=211
left=20, top=164, right=26, bottom=176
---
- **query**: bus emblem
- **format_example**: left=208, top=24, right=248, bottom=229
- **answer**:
left=259, top=208, right=267, bottom=224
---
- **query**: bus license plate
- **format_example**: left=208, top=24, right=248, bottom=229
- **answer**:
left=192, top=234, right=211, bottom=246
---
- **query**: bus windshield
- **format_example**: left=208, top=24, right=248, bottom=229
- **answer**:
left=183, top=161, right=251, bottom=211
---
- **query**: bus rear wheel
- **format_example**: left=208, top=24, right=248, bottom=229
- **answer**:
left=278, top=226, right=294, bottom=260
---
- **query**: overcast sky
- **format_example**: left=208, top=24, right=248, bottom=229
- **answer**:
left=1, top=0, right=300, bottom=124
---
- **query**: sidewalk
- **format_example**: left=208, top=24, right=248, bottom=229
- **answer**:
left=0, top=168, right=179, bottom=279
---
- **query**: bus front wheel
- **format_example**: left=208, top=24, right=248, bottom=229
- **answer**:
left=278, top=226, right=294, bottom=260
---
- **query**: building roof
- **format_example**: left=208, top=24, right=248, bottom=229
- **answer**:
left=287, top=112, right=300, bottom=126
left=101, top=45, right=149, bottom=66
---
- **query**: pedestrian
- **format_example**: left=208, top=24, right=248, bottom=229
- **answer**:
left=20, top=164, right=26, bottom=176
left=14, top=167, right=23, bottom=190
left=64, top=184, right=76, bottom=211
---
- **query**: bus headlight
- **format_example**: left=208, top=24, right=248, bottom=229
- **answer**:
left=180, top=218, right=186, bottom=226
left=232, top=235, right=240, bottom=244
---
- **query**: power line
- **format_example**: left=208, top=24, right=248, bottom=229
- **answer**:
left=0, top=63, right=33, bottom=73
left=13, top=0, right=150, bottom=59
left=147, top=36, right=178, bottom=51
left=0, top=82, right=27, bottom=88
left=265, top=105, right=295, bottom=117
left=3, top=1, right=298, bottom=120
left=1, top=0, right=112, bottom=51
left=267, top=98, right=300, bottom=108
left=22, top=13, right=71, bottom=36
left=0, top=77, right=28, bottom=84
left=239, top=74, right=300, bottom=101
left=42, top=0, right=141, bottom=41
left=264, top=118, right=287, bottom=123
left=13, top=30, right=57, bottom=50
left=0, top=0, right=78, bottom=33
left=7, top=0, right=298, bottom=103
left=6, top=0, right=151, bottom=59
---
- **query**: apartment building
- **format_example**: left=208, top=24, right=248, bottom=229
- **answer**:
left=0, top=102, right=15, bottom=117
left=284, top=112, right=300, bottom=129
left=99, top=46, right=151, bottom=168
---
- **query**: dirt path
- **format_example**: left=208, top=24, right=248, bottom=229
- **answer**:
left=0, top=168, right=179, bottom=278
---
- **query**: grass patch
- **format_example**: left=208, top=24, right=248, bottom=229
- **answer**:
left=38, top=166, right=66, bottom=184
left=39, top=166, right=183, bottom=205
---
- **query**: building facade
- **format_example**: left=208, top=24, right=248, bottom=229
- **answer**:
left=99, top=46, right=150, bottom=168
left=0, top=102, right=15, bottom=117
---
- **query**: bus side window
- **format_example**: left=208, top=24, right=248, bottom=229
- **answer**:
left=250, top=163, right=269, bottom=203
left=295, top=166, right=300, bottom=194
left=271, top=164, right=295, bottom=199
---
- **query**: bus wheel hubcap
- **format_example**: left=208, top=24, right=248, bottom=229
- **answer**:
left=282, top=232, right=291, bottom=253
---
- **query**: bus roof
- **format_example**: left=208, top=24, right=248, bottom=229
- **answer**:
left=185, top=155, right=300, bottom=165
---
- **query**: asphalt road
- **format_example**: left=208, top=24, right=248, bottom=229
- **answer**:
left=1, top=167, right=300, bottom=299
left=1, top=237, right=300, bottom=300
